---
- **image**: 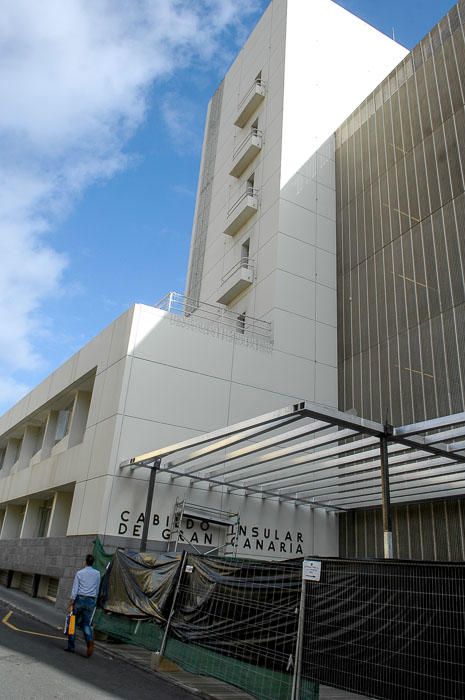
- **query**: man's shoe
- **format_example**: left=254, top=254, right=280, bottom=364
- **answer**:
left=64, top=648, right=74, bottom=653
left=86, top=640, right=94, bottom=658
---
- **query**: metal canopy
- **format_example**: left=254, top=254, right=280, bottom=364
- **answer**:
left=120, top=401, right=465, bottom=513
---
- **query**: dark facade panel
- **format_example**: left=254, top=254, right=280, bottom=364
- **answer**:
left=339, top=498, right=465, bottom=561
left=336, top=3, right=465, bottom=560
left=336, top=2, right=465, bottom=426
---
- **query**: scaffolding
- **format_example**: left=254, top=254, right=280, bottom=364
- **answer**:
left=167, top=497, right=240, bottom=557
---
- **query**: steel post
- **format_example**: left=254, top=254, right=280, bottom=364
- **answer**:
left=140, top=459, right=160, bottom=553
left=159, top=550, right=188, bottom=657
left=291, top=576, right=306, bottom=700
left=380, top=432, right=393, bottom=558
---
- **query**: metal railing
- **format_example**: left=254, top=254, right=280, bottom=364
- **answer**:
left=221, top=257, right=255, bottom=285
left=227, top=186, right=258, bottom=218
left=238, top=78, right=266, bottom=110
left=155, top=291, right=271, bottom=343
left=233, top=128, right=262, bottom=160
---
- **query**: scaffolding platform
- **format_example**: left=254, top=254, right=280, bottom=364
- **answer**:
left=167, top=498, right=240, bottom=557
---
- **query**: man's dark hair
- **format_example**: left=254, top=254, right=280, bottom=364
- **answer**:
left=86, top=554, right=94, bottom=567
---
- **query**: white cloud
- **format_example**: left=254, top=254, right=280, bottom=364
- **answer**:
left=0, top=377, right=30, bottom=408
left=161, top=93, right=203, bottom=154
left=0, top=0, right=261, bottom=409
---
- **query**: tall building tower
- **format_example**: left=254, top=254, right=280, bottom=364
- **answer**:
left=0, top=0, right=409, bottom=607
left=187, top=0, right=407, bottom=408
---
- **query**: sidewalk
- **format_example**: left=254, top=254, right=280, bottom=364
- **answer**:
left=0, top=586, right=369, bottom=700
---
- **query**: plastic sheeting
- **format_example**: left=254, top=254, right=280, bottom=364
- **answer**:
left=100, top=549, right=181, bottom=623
left=99, top=550, right=301, bottom=672
left=170, top=555, right=301, bottom=671
left=98, top=547, right=465, bottom=699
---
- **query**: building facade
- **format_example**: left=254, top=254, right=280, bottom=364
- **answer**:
left=6, top=0, right=464, bottom=608
left=336, top=0, right=465, bottom=559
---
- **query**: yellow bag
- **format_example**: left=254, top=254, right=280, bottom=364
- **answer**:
left=64, top=613, right=76, bottom=636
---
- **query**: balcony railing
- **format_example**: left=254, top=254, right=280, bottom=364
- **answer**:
left=227, top=186, right=258, bottom=217
left=233, top=129, right=262, bottom=160
left=221, top=257, right=255, bottom=285
left=234, top=79, right=266, bottom=128
left=230, top=129, right=263, bottom=178
left=224, top=186, right=258, bottom=236
left=217, top=258, right=255, bottom=305
left=155, top=292, right=271, bottom=344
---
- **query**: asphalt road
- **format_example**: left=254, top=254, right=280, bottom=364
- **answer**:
left=0, top=602, right=194, bottom=700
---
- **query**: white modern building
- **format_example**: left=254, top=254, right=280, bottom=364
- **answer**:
left=0, top=0, right=406, bottom=608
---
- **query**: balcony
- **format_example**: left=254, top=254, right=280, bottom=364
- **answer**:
left=224, top=187, right=258, bottom=237
left=229, top=129, right=262, bottom=178
left=216, top=258, right=255, bottom=305
left=234, top=80, right=266, bottom=128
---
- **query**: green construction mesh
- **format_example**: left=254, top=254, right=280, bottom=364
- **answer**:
left=93, top=609, right=164, bottom=649
left=94, top=609, right=318, bottom=700
left=92, top=537, right=113, bottom=575
left=164, top=636, right=319, bottom=700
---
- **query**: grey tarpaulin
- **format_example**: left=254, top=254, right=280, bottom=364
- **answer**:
left=100, top=549, right=182, bottom=623
left=99, top=551, right=301, bottom=671
left=170, top=555, right=301, bottom=671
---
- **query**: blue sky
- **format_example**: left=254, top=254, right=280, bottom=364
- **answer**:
left=0, top=0, right=455, bottom=413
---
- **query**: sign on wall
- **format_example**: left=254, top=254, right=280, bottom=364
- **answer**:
left=116, top=508, right=305, bottom=555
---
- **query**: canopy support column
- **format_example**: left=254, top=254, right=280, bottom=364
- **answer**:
left=380, top=427, right=393, bottom=558
left=140, top=459, right=160, bottom=552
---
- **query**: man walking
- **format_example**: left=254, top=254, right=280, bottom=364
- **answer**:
left=66, top=554, right=101, bottom=657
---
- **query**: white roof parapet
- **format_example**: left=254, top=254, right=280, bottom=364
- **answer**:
left=154, top=291, right=273, bottom=347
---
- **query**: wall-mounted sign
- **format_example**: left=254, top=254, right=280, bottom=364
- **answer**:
left=302, top=559, right=321, bottom=581
left=116, top=509, right=304, bottom=555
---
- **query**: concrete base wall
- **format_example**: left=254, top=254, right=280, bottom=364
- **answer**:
left=0, top=533, right=187, bottom=611
left=0, top=534, right=97, bottom=610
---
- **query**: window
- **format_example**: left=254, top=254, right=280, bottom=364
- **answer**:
left=13, top=438, right=22, bottom=464
left=54, top=401, right=74, bottom=443
left=46, top=577, right=59, bottom=601
left=241, top=239, right=250, bottom=268
left=251, top=118, right=259, bottom=131
left=237, top=313, right=246, bottom=334
left=246, top=173, right=255, bottom=199
left=33, top=426, right=44, bottom=456
left=37, top=502, right=52, bottom=538
left=0, top=448, right=5, bottom=471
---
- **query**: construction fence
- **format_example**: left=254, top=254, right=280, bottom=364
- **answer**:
left=92, top=541, right=465, bottom=700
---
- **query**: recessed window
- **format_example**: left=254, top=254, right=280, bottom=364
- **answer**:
left=237, top=312, right=246, bottom=334
left=55, top=402, right=74, bottom=443
left=247, top=173, right=255, bottom=195
left=13, top=438, right=22, bottom=464
left=37, top=501, right=52, bottom=538
left=241, top=239, right=250, bottom=267
left=33, top=426, right=44, bottom=456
